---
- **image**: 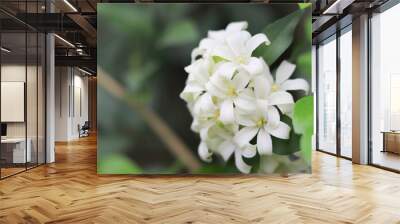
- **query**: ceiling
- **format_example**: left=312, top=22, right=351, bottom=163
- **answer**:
left=0, top=0, right=393, bottom=73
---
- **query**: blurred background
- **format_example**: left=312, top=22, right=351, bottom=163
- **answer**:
left=97, top=4, right=312, bottom=174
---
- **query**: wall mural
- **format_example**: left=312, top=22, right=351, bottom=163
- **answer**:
left=97, top=3, right=313, bottom=174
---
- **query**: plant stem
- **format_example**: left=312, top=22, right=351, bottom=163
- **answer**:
left=98, top=68, right=202, bottom=171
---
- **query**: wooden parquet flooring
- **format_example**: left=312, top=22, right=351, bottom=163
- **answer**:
left=1, top=135, right=400, bottom=224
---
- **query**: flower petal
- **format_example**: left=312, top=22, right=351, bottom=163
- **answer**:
left=220, top=99, right=235, bottom=123
left=218, top=140, right=236, bottom=161
left=226, top=31, right=251, bottom=56
left=193, top=93, right=215, bottom=116
left=253, top=75, right=271, bottom=99
left=206, top=75, right=227, bottom=97
left=213, top=123, right=237, bottom=140
left=275, top=60, right=296, bottom=84
left=179, top=84, right=203, bottom=102
left=215, top=62, right=237, bottom=79
left=277, top=104, right=294, bottom=116
left=234, top=126, right=258, bottom=147
left=184, top=60, right=199, bottom=74
left=234, top=95, right=256, bottom=112
left=259, top=59, right=273, bottom=83
left=242, top=57, right=263, bottom=75
left=242, top=144, right=257, bottom=158
left=200, top=123, right=212, bottom=140
left=235, top=113, right=256, bottom=127
left=281, top=79, right=309, bottom=93
left=198, top=141, right=212, bottom=162
left=235, top=149, right=252, bottom=173
left=256, top=99, right=269, bottom=110
left=190, top=119, right=200, bottom=133
left=191, top=47, right=204, bottom=62
left=246, top=33, right=270, bottom=54
left=267, top=106, right=280, bottom=124
left=257, top=129, right=272, bottom=155
left=207, top=30, right=226, bottom=41
left=268, top=91, right=294, bottom=106
left=212, top=45, right=234, bottom=61
left=232, top=71, right=250, bottom=90
left=226, top=21, right=248, bottom=32
left=268, top=121, right=291, bottom=139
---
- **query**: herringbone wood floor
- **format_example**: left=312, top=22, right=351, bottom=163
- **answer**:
left=1, top=135, right=400, bottom=224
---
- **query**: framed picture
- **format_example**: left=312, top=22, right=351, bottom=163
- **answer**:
left=97, top=3, right=313, bottom=174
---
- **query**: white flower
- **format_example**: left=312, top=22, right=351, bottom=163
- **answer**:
left=212, top=30, right=270, bottom=75
left=251, top=75, right=294, bottom=111
left=267, top=60, right=309, bottom=115
left=232, top=70, right=294, bottom=115
left=190, top=93, right=218, bottom=133
left=271, top=60, right=309, bottom=93
left=217, top=139, right=256, bottom=174
left=234, top=106, right=290, bottom=155
left=199, top=123, right=256, bottom=173
left=191, top=21, right=249, bottom=61
left=191, top=21, right=270, bottom=76
left=205, top=64, right=251, bottom=124
left=208, top=21, right=249, bottom=42
left=180, top=58, right=214, bottom=106
left=181, top=20, right=308, bottom=173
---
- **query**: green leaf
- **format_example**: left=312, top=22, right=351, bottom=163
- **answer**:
left=292, top=96, right=314, bottom=164
left=289, top=10, right=312, bottom=63
left=298, top=3, right=312, bottom=9
left=305, top=14, right=312, bottom=43
left=296, top=51, right=312, bottom=78
left=159, top=20, right=199, bottom=48
left=293, top=96, right=314, bottom=134
left=254, top=9, right=304, bottom=66
left=300, top=128, right=313, bottom=164
left=273, top=130, right=301, bottom=155
left=98, top=154, right=142, bottom=174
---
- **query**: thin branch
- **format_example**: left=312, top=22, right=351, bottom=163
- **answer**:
left=98, top=68, right=202, bottom=171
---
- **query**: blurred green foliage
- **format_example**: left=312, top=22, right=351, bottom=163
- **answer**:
left=293, top=96, right=314, bottom=164
left=98, top=154, right=142, bottom=174
left=255, top=9, right=304, bottom=66
left=97, top=4, right=312, bottom=174
left=159, top=20, right=199, bottom=48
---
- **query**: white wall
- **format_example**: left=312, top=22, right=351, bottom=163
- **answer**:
left=70, top=73, right=89, bottom=138
left=55, top=67, right=69, bottom=141
left=1, top=65, right=35, bottom=137
left=1, top=63, right=46, bottom=164
left=55, top=67, right=89, bottom=141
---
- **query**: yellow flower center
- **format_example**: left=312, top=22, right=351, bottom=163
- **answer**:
left=236, top=56, right=247, bottom=64
left=227, top=86, right=237, bottom=97
left=212, top=96, right=219, bottom=104
left=256, top=118, right=267, bottom=128
left=271, top=83, right=280, bottom=92
left=213, top=109, right=220, bottom=119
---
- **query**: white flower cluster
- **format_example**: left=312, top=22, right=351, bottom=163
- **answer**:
left=180, top=21, right=309, bottom=173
